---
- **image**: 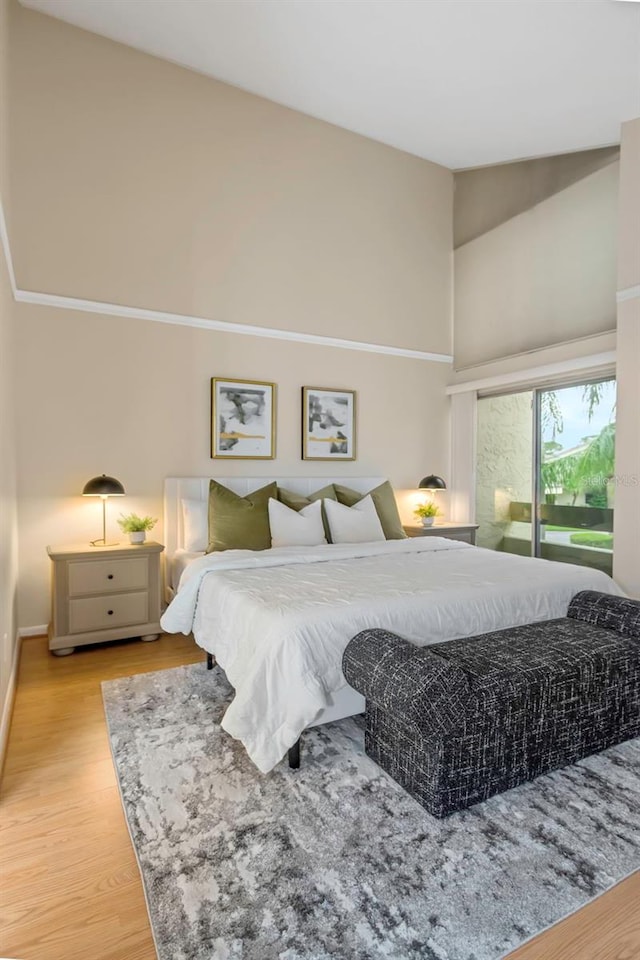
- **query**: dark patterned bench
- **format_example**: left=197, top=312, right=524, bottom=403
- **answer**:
left=342, top=591, right=640, bottom=817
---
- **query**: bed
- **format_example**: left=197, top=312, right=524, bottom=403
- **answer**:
left=161, top=476, right=623, bottom=773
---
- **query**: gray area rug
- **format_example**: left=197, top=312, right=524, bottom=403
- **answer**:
left=103, top=662, right=640, bottom=960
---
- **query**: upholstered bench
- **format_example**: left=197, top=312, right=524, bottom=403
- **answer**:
left=342, top=590, right=640, bottom=817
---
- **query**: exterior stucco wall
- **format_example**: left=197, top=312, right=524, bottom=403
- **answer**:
left=476, top=393, right=532, bottom=550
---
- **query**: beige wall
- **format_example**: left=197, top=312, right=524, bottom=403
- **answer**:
left=3, top=2, right=454, bottom=628
left=454, top=147, right=619, bottom=249
left=454, top=162, right=619, bottom=369
left=616, top=121, right=640, bottom=294
left=0, top=0, right=19, bottom=769
left=0, top=0, right=8, bottom=203
left=0, top=240, right=18, bottom=764
left=15, top=305, right=451, bottom=627
left=9, top=2, right=452, bottom=356
left=613, top=118, right=640, bottom=598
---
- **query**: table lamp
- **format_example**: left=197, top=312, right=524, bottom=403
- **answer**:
left=418, top=475, right=447, bottom=491
left=82, top=474, right=125, bottom=546
left=417, top=475, right=447, bottom=519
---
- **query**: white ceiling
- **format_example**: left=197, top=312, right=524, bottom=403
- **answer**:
left=19, top=0, right=640, bottom=169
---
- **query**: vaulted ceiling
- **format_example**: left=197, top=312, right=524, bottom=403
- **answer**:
left=19, top=0, right=640, bottom=168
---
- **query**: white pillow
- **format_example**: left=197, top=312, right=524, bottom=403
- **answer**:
left=324, top=494, right=385, bottom=544
left=181, top=498, right=208, bottom=552
left=268, top=498, right=327, bottom=548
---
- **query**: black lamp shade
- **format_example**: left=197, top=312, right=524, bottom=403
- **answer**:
left=418, top=475, right=447, bottom=491
left=82, top=474, right=125, bottom=496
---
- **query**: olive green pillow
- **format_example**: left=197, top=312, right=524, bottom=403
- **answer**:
left=334, top=481, right=407, bottom=540
left=206, top=479, right=277, bottom=553
left=277, top=484, right=337, bottom=541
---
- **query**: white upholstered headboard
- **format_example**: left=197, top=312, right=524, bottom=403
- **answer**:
left=164, top=476, right=386, bottom=560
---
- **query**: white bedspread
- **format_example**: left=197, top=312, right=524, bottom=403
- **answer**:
left=160, top=539, right=622, bottom=773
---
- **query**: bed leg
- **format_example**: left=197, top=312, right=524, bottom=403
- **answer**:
left=288, top=737, right=301, bottom=770
left=206, top=653, right=215, bottom=670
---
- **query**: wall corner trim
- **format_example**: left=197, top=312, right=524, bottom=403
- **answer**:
left=0, top=634, right=21, bottom=783
left=14, top=288, right=454, bottom=362
left=616, top=284, right=640, bottom=304
left=0, top=197, right=453, bottom=364
left=18, top=625, right=49, bottom=639
left=0, top=199, right=17, bottom=297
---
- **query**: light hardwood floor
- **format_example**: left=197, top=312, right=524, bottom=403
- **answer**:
left=1, top=636, right=638, bottom=960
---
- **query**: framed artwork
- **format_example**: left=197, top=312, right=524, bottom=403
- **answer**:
left=302, top=386, right=356, bottom=461
left=211, top=378, right=276, bottom=459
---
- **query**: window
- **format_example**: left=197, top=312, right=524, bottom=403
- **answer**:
left=476, top=378, right=616, bottom=576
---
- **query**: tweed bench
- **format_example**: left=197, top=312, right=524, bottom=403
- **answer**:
left=342, top=590, right=640, bottom=817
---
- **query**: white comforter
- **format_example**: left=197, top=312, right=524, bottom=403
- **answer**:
left=160, top=538, right=622, bottom=773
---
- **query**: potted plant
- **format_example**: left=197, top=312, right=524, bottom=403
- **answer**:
left=414, top=501, right=440, bottom=527
left=117, top=513, right=157, bottom=545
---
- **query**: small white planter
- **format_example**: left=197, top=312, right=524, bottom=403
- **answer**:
left=129, top=531, right=146, bottom=544
left=421, top=517, right=435, bottom=527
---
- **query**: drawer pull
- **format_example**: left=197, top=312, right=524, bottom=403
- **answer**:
left=107, top=574, right=114, bottom=580
left=107, top=610, right=114, bottom=616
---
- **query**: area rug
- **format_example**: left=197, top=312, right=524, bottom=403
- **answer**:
left=102, top=662, right=640, bottom=960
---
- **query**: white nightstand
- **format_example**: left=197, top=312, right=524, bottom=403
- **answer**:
left=47, top=541, right=164, bottom=656
left=403, top=522, right=479, bottom=545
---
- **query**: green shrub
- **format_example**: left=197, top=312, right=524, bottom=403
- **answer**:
left=569, top=532, right=613, bottom=549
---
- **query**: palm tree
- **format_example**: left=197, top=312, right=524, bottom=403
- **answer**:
left=576, top=422, right=615, bottom=501
left=540, top=391, right=564, bottom=440
left=541, top=452, right=582, bottom=505
left=540, top=422, right=615, bottom=505
left=541, top=382, right=613, bottom=440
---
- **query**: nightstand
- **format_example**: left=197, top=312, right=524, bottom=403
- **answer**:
left=47, top=541, right=164, bottom=656
left=403, top=522, right=479, bottom=545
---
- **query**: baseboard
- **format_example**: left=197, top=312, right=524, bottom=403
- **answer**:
left=0, top=634, right=22, bottom=785
left=18, top=624, right=48, bottom=638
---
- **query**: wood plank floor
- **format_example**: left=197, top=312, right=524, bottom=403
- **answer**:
left=1, top=635, right=638, bottom=960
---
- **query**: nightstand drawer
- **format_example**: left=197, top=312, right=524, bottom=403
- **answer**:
left=403, top=523, right=478, bottom=545
left=68, top=591, right=149, bottom=634
left=68, top=557, right=149, bottom=597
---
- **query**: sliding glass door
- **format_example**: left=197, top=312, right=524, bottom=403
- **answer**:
left=536, top=379, right=616, bottom=575
left=476, top=378, right=616, bottom=575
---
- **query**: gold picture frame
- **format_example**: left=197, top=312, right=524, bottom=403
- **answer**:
left=302, top=386, right=357, bottom=461
left=211, top=378, right=276, bottom=459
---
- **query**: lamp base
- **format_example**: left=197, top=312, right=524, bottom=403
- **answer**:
left=90, top=538, right=120, bottom=547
